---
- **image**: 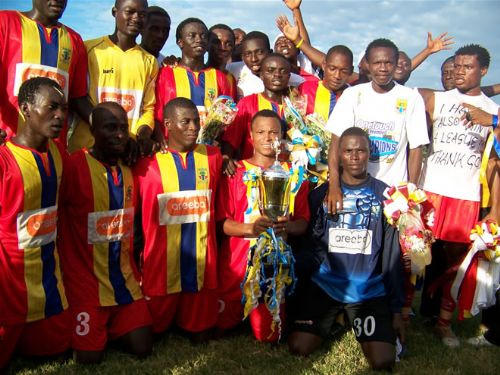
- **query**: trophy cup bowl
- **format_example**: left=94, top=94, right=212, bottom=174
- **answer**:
left=258, top=161, right=291, bottom=221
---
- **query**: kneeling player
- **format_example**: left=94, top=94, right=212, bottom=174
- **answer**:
left=59, top=102, right=152, bottom=363
left=216, top=110, right=309, bottom=342
left=0, top=78, right=70, bottom=370
left=288, top=127, right=405, bottom=371
left=134, top=98, right=222, bottom=342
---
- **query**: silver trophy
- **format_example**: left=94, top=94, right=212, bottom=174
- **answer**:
left=258, top=138, right=291, bottom=221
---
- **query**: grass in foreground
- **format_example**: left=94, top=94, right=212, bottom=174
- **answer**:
left=8, top=297, right=499, bottom=375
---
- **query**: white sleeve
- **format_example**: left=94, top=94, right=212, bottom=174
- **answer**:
left=406, top=91, right=429, bottom=149
left=325, top=87, right=356, bottom=137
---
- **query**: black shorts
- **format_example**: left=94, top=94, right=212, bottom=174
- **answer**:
left=290, top=281, right=396, bottom=344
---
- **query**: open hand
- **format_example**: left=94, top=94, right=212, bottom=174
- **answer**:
left=426, top=32, right=454, bottom=54
left=276, top=15, right=300, bottom=44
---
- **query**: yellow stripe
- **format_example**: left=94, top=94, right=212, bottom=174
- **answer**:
left=7, top=143, right=46, bottom=321
left=57, top=25, right=73, bottom=73
left=258, top=94, right=273, bottom=111
left=194, top=145, right=210, bottom=289
left=480, top=133, right=494, bottom=207
left=314, top=82, right=332, bottom=121
left=157, top=153, right=182, bottom=294
left=119, top=162, right=142, bottom=300
left=204, top=69, right=218, bottom=108
left=86, top=153, right=115, bottom=306
left=173, top=67, right=191, bottom=99
left=20, top=15, right=41, bottom=64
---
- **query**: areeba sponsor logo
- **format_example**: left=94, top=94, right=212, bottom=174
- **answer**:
left=100, top=92, right=136, bottom=113
left=167, top=196, right=209, bottom=217
left=26, top=210, right=57, bottom=237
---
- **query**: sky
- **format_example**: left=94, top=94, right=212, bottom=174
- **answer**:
left=3, top=0, right=500, bottom=104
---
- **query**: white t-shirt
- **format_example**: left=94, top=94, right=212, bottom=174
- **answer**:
left=226, top=61, right=304, bottom=100
left=326, top=82, right=429, bottom=186
left=420, top=89, right=499, bottom=201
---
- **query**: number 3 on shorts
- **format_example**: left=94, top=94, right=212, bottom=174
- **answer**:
left=353, top=316, right=375, bottom=337
left=76, top=312, right=90, bottom=336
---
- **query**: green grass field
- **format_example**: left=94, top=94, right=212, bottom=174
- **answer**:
left=8, top=295, right=499, bottom=375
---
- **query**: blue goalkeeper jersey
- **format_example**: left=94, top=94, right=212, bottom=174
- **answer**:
left=306, top=176, right=404, bottom=312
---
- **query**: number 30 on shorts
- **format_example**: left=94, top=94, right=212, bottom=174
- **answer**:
left=76, top=312, right=90, bottom=336
left=353, top=316, right=375, bottom=337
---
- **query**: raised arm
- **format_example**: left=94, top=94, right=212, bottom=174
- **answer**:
left=411, top=32, right=454, bottom=71
left=276, top=14, right=325, bottom=67
left=283, top=0, right=310, bottom=45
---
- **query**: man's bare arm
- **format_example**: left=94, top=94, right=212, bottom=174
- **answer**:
left=283, top=0, right=311, bottom=45
left=407, top=146, right=423, bottom=184
left=411, top=32, right=454, bottom=71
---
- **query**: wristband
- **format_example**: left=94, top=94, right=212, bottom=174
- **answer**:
left=493, top=114, right=498, bottom=129
left=295, top=38, right=304, bottom=49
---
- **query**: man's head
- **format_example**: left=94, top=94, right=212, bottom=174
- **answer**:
left=18, top=77, right=67, bottom=140
left=274, top=35, right=298, bottom=61
left=393, top=51, right=411, bottom=85
left=241, top=31, right=271, bottom=75
left=365, top=38, right=399, bottom=90
left=454, top=44, right=490, bottom=94
left=140, top=6, right=170, bottom=57
left=260, top=53, right=291, bottom=93
left=338, top=127, right=370, bottom=180
left=441, top=56, right=455, bottom=91
left=90, top=102, right=129, bottom=158
left=176, top=18, right=209, bottom=59
left=163, top=97, right=200, bottom=152
left=322, top=45, right=354, bottom=92
left=32, top=0, right=67, bottom=23
left=209, top=24, right=235, bottom=66
left=232, top=27, right=246, bottom=62
left=112, top=0, right=148, bottom=38
left=250, top=110, right=283, bottom=158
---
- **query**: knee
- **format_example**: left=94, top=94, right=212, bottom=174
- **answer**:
left=288, top=334, right=320, bottom=357
left=366, top=353, right=395, bottom=371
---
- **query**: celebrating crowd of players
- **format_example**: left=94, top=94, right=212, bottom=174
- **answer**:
left=1, top=0, right=499, bottom=372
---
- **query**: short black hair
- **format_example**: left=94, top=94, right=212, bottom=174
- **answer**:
left=326, top=45, right=353, bottom=65
left=163, top=97, right=197, bottom=120
left=241, top=31, right=271, bottom=51
left=365, top=38, right=399, bottom=62
left=455, top=44, right=490, bottom=68
left=18, top=77, right=63, bottom=106
left=146, top=5, right=170, bottom=24
left=441, top=55, right=454, bottom=70
left=250, top=109, right=282, bottom=130
left=339, top=127, right=370, bottom=150
left=261, top=53, right=290, bottom=68
left=209, top=24, right=235, bottom=39
left=176, top=17, right=207, bottom=42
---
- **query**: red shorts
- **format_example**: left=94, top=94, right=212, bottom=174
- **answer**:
left=426, top=191, right=479, bottom=244
left=217, top=299, right=284, bottom=342
left=0, top=310, right=71, bottom=368
left=70, top=299, right=152, bottom=351
left=146, top=289, right=218, bottom=333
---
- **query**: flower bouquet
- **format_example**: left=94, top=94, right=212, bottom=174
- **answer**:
left=197, top=95, right=238, bottom=145
left=304, top=112, right=330, bottom=164
left=451, top=220, right=500, bottom=319
left=282, top=91, right=307, bottom=133
left=383, top=183, right=435, bottom=276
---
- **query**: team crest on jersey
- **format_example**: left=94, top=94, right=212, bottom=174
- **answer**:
left=396, top=99, right=407, bottom=113
left=61, top=48, right=71, bottom=63
left=198, top=168, right=208, bottom=181
left=126, top=185, right=133, bottom=202
left=207, top=88, right=217, bottom=102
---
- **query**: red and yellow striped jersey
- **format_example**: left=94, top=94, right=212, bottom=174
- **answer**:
left=222, top=93, right=284, bottom=160
left=58, top=149, right=143, bottom=307
left=133, top=145, right=222, bottom=296
left=0, top=11, right=87, bottom=144
left=298, top=80, right=339, bottom=122
left=216, top=160, right=310, bottom=301
left=154, top=66, right=233, bottom=133
left=0, top=140, right=67, bottom=324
